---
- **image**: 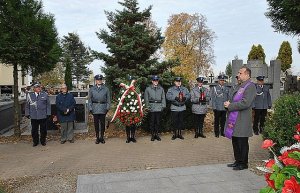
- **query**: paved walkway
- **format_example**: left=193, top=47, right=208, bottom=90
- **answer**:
left=0, top=133, right=268, bottom=193
left=77, top=164, right=266, bottom=193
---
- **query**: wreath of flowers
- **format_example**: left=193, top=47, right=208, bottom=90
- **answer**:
left=111, top=79, right=146, bottom=127
left=257, top=123, right=300, bottom=193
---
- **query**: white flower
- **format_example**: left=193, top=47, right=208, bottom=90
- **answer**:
left=121, top=110, right=124, bottom=112
left=121, top=90, right=125, bottom=93
left=142, top=104, right=145, bottom=106
left=123, top=107, right=126, bottom=110
left=128, top=95, right=131, bottom=98
left=131, top=106, right=136, bottom=110
left=130, top=102, right=133, bottom=105
left=135, top=100, right=138, bottom=103
left=137, top=106, right=140, bottom=109
left=131, top=99, right=135, bottom=102
left=127, top=103, right=129, bottom=106
left=126, top=110, right=129, bottom=113
left=134, top=110, right=137, bottom=113
left=139, top=94, right=141, bottom=96
left=131, top=109, right=134, bottom=112
left=142, top=99, right=144, bottom=102
left=131, top=92, right=134, bottom=95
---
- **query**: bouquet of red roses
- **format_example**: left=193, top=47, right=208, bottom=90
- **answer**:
left=257, top=124, right=300, bottom=193
left=111, top=79, right=146, bottom=127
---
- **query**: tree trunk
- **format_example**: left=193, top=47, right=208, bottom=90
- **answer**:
left=13, top=63, right=21, bottom=137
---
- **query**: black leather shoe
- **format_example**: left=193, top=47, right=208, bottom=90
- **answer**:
left=95, top=138, right=100, bottom=144
left=151, top=136, right=155, bottom=141
left=126, top=138, right=130, bottom=143
left=199, top=133, right=206, bottom=138
left=155, top=135, right=161, bottom=141
left=171, top=135, right=176, bottom=140
left=131, top=138, right=137, bottom=143
left=227, top=163, right=238, bottom=167
left=194, top=133, right=198, bottom=138
left=69, top=139, right=74, bottom=143
left=233, top=165, right=248, bottom=170
left=221, top=133, right=225, bottom=137
left=99, top=138, right=105, bottom=144
left=178, top=135, right=184, bottom=140
left=33, top=143, right=38, bottom=147
left=41, top=142, right=46, bottom=146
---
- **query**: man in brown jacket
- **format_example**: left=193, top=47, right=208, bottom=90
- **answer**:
left=224, top=66, right=256, bottom=170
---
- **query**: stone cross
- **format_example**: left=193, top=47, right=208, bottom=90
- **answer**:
left=208, top=74, right=214, bottom=83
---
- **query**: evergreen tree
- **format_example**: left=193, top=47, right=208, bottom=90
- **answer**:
left=277, top=41, right=292, bottom=72
left=64, top=58, right=73, bottom=89
left=93, top=0, right=175, bottom=92
left=225, top=61, right=232, bottom=78
left=248, top=44, right=266, bottom=64
left=61, top=32, right=93, bottom=88
left=0, top=0, right=61, bottom=136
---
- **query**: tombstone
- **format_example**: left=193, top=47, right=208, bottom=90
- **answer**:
left=231, top=59, right=281, bottom=103
left=0, top=99, right=26, bottom=134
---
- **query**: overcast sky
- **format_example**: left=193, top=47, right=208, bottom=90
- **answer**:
left=42, top=0, right=300, bottom=76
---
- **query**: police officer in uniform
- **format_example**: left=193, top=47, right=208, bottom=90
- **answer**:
left=211, top=75, right=230, bottom=137
left=253, top=76, right=272, bottom=135
left=144, top=75, right=166, bottom=141
left=191, top=77, right=210, bottom=138
left=166, top=77, right=191, bottom=140
left=25, top=82, right=51, bottom=146
left=88, top=75, right=111, bottom=144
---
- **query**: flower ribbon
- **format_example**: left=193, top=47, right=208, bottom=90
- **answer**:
left=111, top=80, right=144, bottom=123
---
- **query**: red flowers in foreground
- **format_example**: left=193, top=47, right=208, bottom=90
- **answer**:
left=265, top=159, right=275, bottom=168
left=294, top=134, right=300, bottom=142
left=282, top=176, right=300, bottom=193
left=295, top=123, right=300, bottom=132
left=262, top=139, right=275, bottom=149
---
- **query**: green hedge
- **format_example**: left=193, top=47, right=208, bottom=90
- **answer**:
left=263, top=93, right=300, bottom=153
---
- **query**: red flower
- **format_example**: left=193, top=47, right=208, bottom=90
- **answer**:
left=294, top=134, right=300, bottom=142
left=265, top=159, right=275, bottom=168
left=282, top=176, right=300, bottom=193
left=281, top=158, right=300, bottom=168
left=296, top=123, right=300, bottom=132
left=262, top=139, right=275, bottom=149
left=265, top=173, right=276, bottom=190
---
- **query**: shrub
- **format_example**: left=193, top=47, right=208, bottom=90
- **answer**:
left=264, top=93, right=300, bottom=153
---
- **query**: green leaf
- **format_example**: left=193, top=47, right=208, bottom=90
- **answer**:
left=297, top=172, right=300, bottom=179
left=274, top=173, right=287, bottom=190
left=288, top=151, right=300, bottom=160
left=281, top=166, right=299, bottom=178
left=259, top=186, right=276, bottom=193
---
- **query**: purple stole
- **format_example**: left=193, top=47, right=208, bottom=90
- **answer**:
left=225, top=81, right=253, bottom=139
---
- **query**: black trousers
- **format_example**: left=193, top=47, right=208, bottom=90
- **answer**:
left=232, top=136, right=249, bottom=166
left=171, top=111, right=184, bottom=132
left=213, top=110, right=227, bottom=136
left=126, top=125, right=136, bottom=138
left=253, top=109, right=267, bottom=133
left=150, top=112, right=161, bottom=132
left=93, top=114, right=106, bottom=139
left=31, top=119, right=47, bottom=144
left=194, top=114, right=205, bottom=134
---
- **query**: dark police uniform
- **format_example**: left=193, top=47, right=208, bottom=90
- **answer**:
left=191, top=77, right=210, bottom=138
left=88, top=74, right=111, bottom=144
left=144, top=75, right=166, bottom=141
left=25, top=83, right=51, bottom=146
left=253, top=76, right=272, bottom=135
left=166, top=77, right=191, bottom=140
left=210, top=75, right=230, bottom=137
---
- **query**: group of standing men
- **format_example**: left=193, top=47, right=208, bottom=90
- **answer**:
left=24, top=66, right=272, bottom=171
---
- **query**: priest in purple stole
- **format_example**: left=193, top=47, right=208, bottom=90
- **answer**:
left=224, top=66, right=256, bottom=170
